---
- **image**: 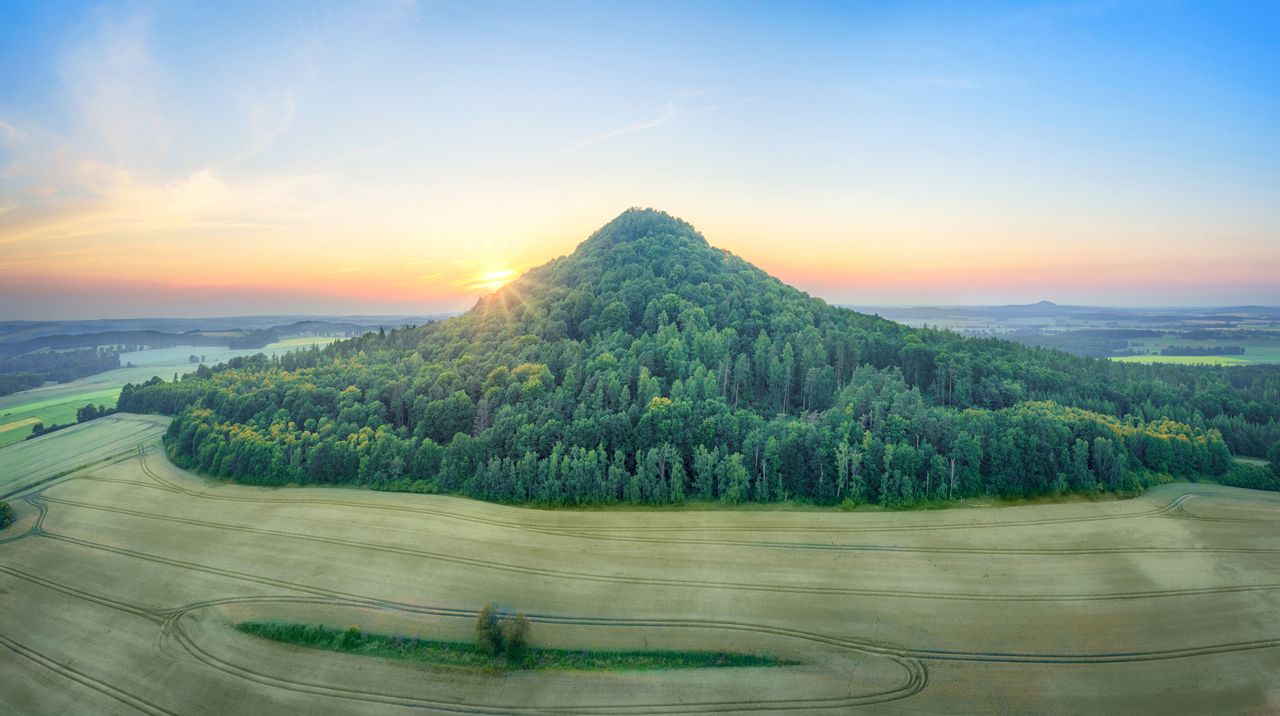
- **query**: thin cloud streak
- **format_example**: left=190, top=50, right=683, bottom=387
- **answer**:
left=560, top=103, right=678, bottom=157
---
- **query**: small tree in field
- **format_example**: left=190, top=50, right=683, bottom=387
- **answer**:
left=503, top=612, right=530, bottom=661
left=476, top=603, right=504, bottom=655
left=475, top=604, right=532, bottom=665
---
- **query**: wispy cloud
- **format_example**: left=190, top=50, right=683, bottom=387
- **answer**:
left=561, top=102, right=678, bottom=157
left=0, top=11, right=324, bottom=249
left=56, top=12, right=170, bottom=163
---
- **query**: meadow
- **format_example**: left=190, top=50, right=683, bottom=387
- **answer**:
left=0, top=338, right=337, bottom=448
left=1111, top=333, right=1280, bottom=365
left=1, top=414, right=1279, bottom=713
left=1111, top=354, right=1250, bottom=366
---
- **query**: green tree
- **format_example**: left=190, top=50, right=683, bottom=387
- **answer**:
left=475, top=604, right=503, bottom=655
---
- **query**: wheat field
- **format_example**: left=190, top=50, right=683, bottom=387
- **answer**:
left=2, top=414, right=1278, bottom=714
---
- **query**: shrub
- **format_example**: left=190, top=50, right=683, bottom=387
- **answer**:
left=1219, top=460, right=1280, bottom=491
left=503, top=613, right=531, bottom=660
left=475, top=604, right=532, bottom=663
left=0, top=501, right=13, bottom=530
left=475, top=604, right=503, bottom=655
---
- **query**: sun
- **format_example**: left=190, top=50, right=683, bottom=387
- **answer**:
left=468, top=268, right=517, bottom=293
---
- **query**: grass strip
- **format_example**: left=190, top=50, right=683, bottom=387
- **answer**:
left=236, top=621, right=796, bottom=672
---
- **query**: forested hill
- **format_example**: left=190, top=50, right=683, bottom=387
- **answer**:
left=120, top=209, right=1280, bottom=505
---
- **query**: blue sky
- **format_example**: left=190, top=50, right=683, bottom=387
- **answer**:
left=0, top=0, right=1276, bottom=318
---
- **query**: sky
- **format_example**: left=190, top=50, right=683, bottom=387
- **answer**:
left=0, top=0, right=1277, bottom=319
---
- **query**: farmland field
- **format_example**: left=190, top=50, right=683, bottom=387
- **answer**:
left=1110, top=354, right=1250, bottom=366
left=0, top=338, right=339, bottom=448
left=1109, top=334, right=1280, bottom=365
left=2, top=415, right=1280, bottom=713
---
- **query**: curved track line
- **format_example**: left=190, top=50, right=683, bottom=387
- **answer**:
left=1169, top=500, right=1280, bottom=526
left=0, top=496, right=45, bottom=543
left=0, top=563, right=163, bottom=624
left=33, top=495, right=1280, bottom=603
left=130, top=444, right=1200, bottom=536
left=0, top=633, right=177, bottom=716
left=0, top=566, right=926, bottom=713
left=73, top=467, right=1280, bottom=556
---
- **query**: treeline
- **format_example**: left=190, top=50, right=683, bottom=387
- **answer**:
left=152, top=393, right=1227, bottom=507
left=118, top=209, right=1273, bottom=506
left=0, top=348, right=120, bottom=395
left=1160, top=345, right=1246, bottom=356
left=23, top=403, right=118, bottom=442
left=0, top=373, right=42, bottom=396
left=1220, top=460, right=1280, bottom=491
left=227, top=329, right=279, bottom=349
left=0, top=330, right=226, bottom=358
left=1006, top=329, right=1160, bottom=358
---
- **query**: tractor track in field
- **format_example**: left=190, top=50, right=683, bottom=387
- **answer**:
left=127, top=443, right=1198, bottom=536
left=1168, top=499, right=1280, bottom=525
left=0, top=417, right=165, bottom=500
left=112, top=452, right=1280, bottom=556
left=116, top=445, right=1262, bottom=556
left=9, top=561, right=1280, bottom=716
left=0, top=632, right=179, bottom=716
left=31, top=493, right=1280, bottom=603
left=0, top=560, right=927, bottom=713
left=81, top=472, right=1268, bottom=556
left=11, top=427, right=1280, bottom=713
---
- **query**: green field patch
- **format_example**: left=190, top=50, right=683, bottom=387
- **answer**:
left=1110, top=333, right=1280, bottom=365
left=1109, top=355, right=1249, bottom=366
left=236, top=621, right=795, bottom=672
left=0, top=387, right=121, bottom=448
left=0, top=338, right=342, bottom=448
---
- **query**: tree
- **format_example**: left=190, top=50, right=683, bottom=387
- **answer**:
left=718, top=453, right=750, bottom=503
left=503, top=612, right=531, bottom=661
left=693, top=445, right=717, bottom=500
left=476, top=603, right=503, bottom=655
left=1092, top=437, right=1123, bottom=489
left=1269, top=441, right=1280, bottom=481
left=475, top=604, right=531, bottom=664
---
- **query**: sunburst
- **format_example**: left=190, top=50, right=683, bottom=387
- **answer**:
left=467, top=268, right=518, bottom=293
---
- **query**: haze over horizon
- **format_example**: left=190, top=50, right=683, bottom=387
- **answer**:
left=1, top=1, right=1277, bottom=320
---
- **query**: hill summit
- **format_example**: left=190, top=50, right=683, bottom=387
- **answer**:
left=472, top=207, right=842, bottom=345
left=580, top=207, right=707, bottom=249
left=123, top=209, right=1239, bottom=507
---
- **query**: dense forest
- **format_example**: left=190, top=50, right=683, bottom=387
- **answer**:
left=0, top=347, right=120, bottom=396
left=120, top=209, right=1280, bottom=506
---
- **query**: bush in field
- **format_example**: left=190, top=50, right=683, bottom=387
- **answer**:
left=475, top=604, right=531, bottom=663
left=503, top=613, right=531, bottom=660
left=476, top=604, right=503, bottom=655
left=0, top=501, right=13, bottom=530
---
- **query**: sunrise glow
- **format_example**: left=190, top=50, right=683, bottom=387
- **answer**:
left=0, top=2, right=1276, bottom=318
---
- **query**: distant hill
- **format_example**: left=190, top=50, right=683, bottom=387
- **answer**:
left=121, top=209, right=1280, bottom=505
left=848, top=302, right=1280, bottom=326
left=0, top=315, right=455, bottom=357
left=0, top=314, right=453, bottom=345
